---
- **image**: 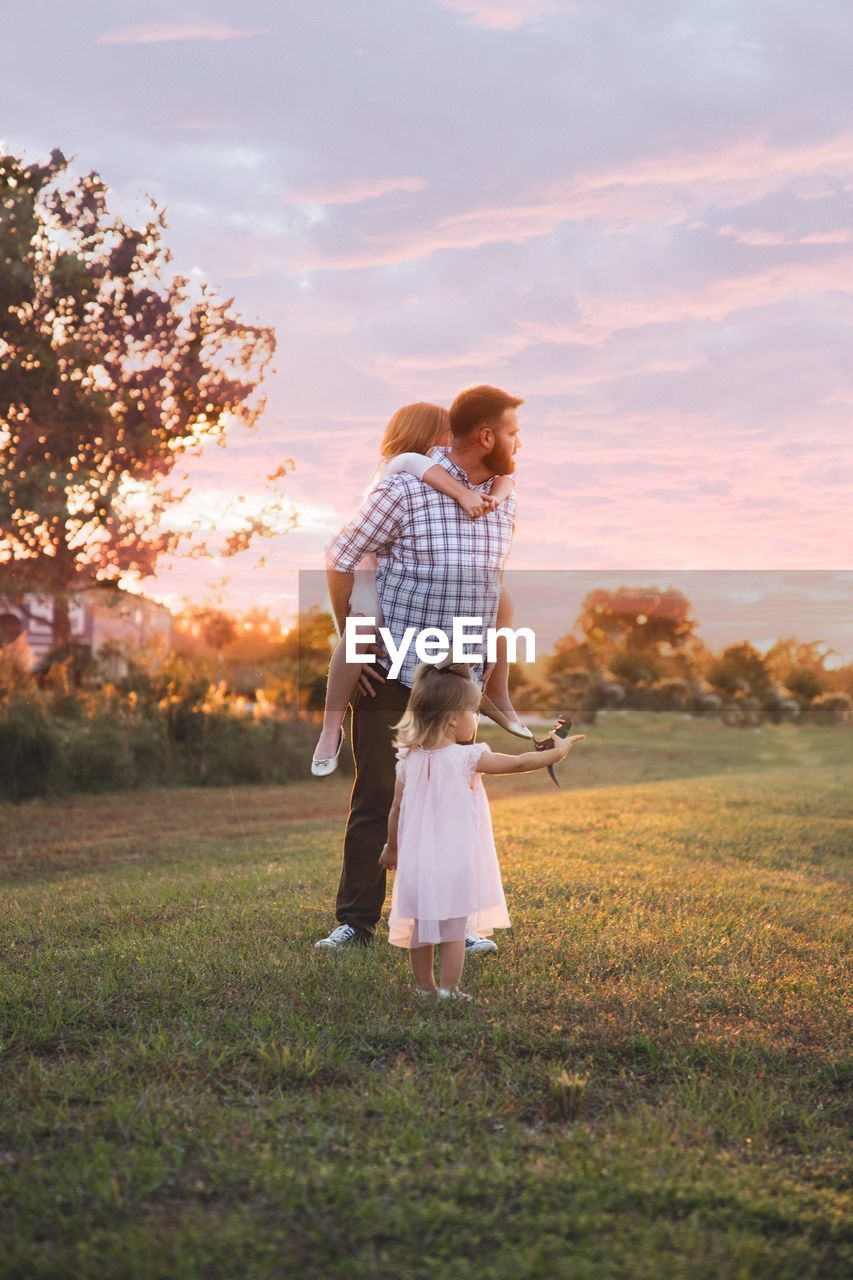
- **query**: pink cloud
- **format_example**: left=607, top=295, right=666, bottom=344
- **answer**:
left=283, top=176, right=426, bottom=206
left=351, top=329, right=694, bottom=389
left=717, top=226, right=853, bottom=246
left=302, top=134, right=853, bottom=271
left=438, top=1, right=566, bottom=31
left=580, top=254, right=853, bottom=331
left=97, top=23, right=269, bottom=46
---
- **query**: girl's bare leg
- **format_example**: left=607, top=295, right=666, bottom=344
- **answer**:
left=314, top=634, right=361, bottom=760
left=438, top=940, right=466, bottom=992
left=410, top=945, right=437, bottom=991
left=483, top=586, right=523, bottom=723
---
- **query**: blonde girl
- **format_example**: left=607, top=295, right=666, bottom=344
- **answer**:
left=378, top=663, right=584, bottom=999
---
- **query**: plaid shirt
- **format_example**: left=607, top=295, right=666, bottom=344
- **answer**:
left=326, top=449, right=517, bottom=688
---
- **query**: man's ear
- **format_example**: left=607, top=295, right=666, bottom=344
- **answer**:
left=480, top=425, right=495, bottom=450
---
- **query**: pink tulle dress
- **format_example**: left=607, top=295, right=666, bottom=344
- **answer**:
left=387, top=741, right=511, bottom=949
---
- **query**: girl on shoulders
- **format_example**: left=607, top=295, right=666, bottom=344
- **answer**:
left=312, top=402, right=519, bottom=776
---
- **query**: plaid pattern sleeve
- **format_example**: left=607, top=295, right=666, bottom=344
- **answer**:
left=325, top=479, right=406, bottom=572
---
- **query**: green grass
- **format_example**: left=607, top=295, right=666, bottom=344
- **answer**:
left=1, top=713, right=851, bottom=1279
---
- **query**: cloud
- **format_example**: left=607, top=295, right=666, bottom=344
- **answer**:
left=580, top=255, right=853, bottom=332
left=438, top=1, right=567, bottom=31
left=283, top=176, right=426, bottom=206
left=717, top=225, right=853, bottom=246
left=12, top=0, right=850, bottom=607
left=302, top=133, right=853, bottom=271
left=351, top=327, right=693, bottom=387
left=97, top=23, right=269, bottom=46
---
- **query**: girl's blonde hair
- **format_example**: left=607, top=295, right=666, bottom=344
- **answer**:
left=393, top=662, right=481, bottom=750
left=379, top=402, right=451, bottom=460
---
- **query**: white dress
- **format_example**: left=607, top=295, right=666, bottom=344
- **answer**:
left=388, top=742, right=511, bottom=949
left=348, top=452, right=438, bottom=619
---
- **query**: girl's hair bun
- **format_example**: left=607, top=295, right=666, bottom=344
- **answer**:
left=434, top=653, right=474, bottom=679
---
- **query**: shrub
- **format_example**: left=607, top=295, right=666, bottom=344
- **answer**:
left=763, top=686, right=802, bottom=724
left=627, top=682, right=657, bottom=711
left=786, top=667, right=825, bottom=702
left=65, top=717, right=134, bottom=792
left=127, top=718, right=169, bottom=784
left=649, top=677, right=689, bottom=711
left=808, top=692, right=852, bottom=726
left=591, top=675, right=625, bottom=706
left=551, top=666, right=597, bottom=725
left=0, top=696, right=65, bottom=799
left=610, top=649, right=660, bottom=686
left=692, top=691, right=722, bottom=717
left=721, top=694, right=763, bottom=729
left=201, top=714, right=279, bottom=786
left=708, top=643, right=771, bottom=699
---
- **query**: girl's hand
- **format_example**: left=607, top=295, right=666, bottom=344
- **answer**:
left=458, top=490, right=493, bottom=520
left=552, top=732, right=585, bottom=760
left=378, top=843, right=397, bottom=870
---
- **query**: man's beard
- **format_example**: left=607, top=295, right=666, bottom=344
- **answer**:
left=483, top=437, right=515, bottom=476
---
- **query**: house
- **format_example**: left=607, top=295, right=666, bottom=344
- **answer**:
left=0, top=586, right=172, bottom=673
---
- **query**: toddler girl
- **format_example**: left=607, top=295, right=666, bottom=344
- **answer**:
left=379, top=662, right=585, bottom=999
left=312, top=402, right=524, bottom=775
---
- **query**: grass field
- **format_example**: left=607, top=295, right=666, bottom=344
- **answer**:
left=1, top=712, right=851, bottom=1279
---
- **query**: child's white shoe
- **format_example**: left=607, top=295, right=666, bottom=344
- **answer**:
left=437, top=988, right=473, bottom=1002
left=311, top=729, right=344, bottom=778
left=465, top=931, right=498, bottom=956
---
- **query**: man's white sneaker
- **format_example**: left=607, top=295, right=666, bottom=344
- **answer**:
left=314, top=924, right=369, bottom=949
left=465, top=932, right=498, bottom=956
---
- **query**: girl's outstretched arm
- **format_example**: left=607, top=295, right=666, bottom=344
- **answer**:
left=476, top=735, right=585, bottom=775
left=384, top=451, right=493, bottom=520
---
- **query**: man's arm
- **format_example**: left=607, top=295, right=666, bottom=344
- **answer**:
left=325, top=478, right=406, bottom=574
left=325, top=479, right=406, bottom=695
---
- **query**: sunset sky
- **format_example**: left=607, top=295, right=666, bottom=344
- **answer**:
left=3, top=2, right=852, bottom=653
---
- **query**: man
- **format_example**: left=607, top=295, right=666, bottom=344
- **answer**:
left=316, top=384, right=523, bottom=952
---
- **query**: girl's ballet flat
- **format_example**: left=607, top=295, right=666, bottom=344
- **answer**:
left=311, top=730, right=344, bottom=778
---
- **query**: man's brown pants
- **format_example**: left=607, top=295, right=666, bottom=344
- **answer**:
left=335, top=678, right=412, bottom=935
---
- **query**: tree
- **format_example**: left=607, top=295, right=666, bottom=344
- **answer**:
left=199, top=609, right=237, bottom=657
left=577, top=586, right=697, bottom=659
left=547, top=585, right=704, bottom=684
left=0, top=149, right=280, bottom=652
left=764, top=637, right=830, bottom=700
left=279, top=607, right=337, bottom=712
left=707, top=642, right=771, bottom=699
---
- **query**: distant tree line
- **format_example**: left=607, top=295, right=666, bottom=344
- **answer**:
left=529, top=587, right=852, bottom=728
